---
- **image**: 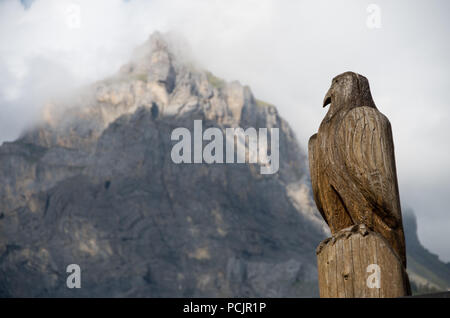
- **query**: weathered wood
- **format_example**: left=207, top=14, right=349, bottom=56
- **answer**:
left=317, top=224, right=410, bottom=298
left=309, top=72, right=407, bottom=267
left=309, top=72, right=411, bottom=297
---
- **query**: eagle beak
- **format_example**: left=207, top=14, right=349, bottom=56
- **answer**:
left=323, top=88, right=332, bottom=108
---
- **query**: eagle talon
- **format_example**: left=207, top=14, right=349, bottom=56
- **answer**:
left=358, top=224, right=369, bottom=236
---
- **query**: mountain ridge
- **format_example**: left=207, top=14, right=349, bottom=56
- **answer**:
left=0, top=32, right=326, bottom=297
left=403, top=210, right=450, bottom=293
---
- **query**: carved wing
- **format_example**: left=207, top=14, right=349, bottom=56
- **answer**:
left=308, top=133, right=327, bottom=224
left=338, top=106, right=402, bottom=227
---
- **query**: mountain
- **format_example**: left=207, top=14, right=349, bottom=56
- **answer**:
left=0, top=32, right=448, bottom=297
left=0, top=32, right=327, bottom=297
left=403, top=210, right=450, bottom=294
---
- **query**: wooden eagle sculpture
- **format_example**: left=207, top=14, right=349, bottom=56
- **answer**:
left=309, top=71, right=407, bottom=267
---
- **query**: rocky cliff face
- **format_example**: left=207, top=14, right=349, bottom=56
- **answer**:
left=0, top=32, right=327, bottom=297
left=403, top=210, right=450, bottom=294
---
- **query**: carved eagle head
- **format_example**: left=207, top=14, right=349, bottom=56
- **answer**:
left=323, top=72, right=377, bottom=120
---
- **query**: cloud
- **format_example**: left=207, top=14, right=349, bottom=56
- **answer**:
left=1, top=0, right=449, bottom=261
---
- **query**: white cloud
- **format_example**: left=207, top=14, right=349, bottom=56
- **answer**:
left=1, top=0, right=450, bottom=261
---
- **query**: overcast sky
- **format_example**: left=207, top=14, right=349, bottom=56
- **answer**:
left=1, top=0, right=449, bottom=261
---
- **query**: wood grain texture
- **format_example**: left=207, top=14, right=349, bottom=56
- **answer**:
left=317, top=225, right=410, bottom=298
left=310, top=72, right=410, bottom=297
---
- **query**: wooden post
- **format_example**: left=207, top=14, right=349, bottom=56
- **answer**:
left=317, top=224, right=410, bottom=298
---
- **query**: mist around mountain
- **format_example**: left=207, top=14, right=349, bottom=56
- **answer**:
left=0, top=32, right=448, bottom=297
left=0, top=32, right=327, bottom=297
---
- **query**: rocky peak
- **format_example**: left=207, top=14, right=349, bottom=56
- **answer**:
left=0, top=31, right=327, bottom=297
left=149, top=31, right=170, bottom=51
left=21, top=32, right=279, bottom=153
left=119, top=31, right=176, bottom=93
